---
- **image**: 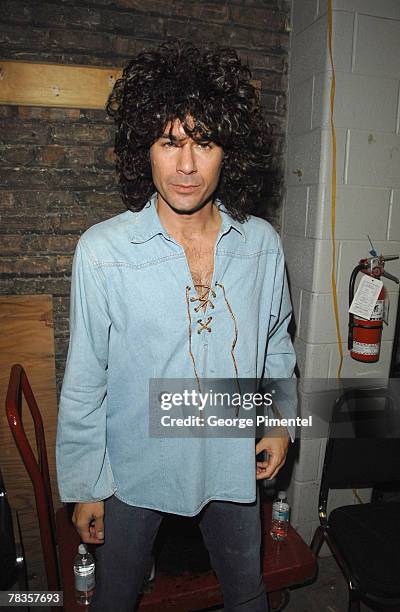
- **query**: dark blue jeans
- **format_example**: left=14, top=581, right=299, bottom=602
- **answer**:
left=89, top=489, right=268, bottom=612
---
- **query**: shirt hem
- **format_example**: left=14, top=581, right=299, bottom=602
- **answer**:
left=113, top=491, right=257, bottom=516
left=59, top=487, right=117, bottom=504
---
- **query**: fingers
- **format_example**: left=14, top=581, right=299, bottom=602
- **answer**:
left=267, top=458, right=285, bottom=480
left=94, top=515, right=104, bottom=542
left=256, top=460, right=276, bottom=480
left=72, top=502, right=105, bottom=544
left=255, top=432, right=289, bottom=481
left=256, top=463, right=282, bottom=480
left=255, top=454, right=286, bottom=480
left=255, top=439, right=266, bottom=455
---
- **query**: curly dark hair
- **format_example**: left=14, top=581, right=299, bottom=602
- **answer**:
left=106, top=39, right=273, bottom=222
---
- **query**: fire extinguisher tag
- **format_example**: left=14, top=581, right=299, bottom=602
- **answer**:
left=370, top=300, right=384, bottom=321
left=349, top=275, right=383, bottom=320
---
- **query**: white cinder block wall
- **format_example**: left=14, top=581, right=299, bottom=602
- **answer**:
left=282, top=0, right=400, bottom=548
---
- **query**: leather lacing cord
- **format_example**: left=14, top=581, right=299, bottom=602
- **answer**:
left=185, top=283, right=242, bottom=417
left=185, top=284, right=205, bottom=386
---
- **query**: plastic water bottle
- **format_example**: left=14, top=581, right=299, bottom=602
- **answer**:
left=270, top=491, right=290, bottom=541
left=74, top=543, right=95, bottom=606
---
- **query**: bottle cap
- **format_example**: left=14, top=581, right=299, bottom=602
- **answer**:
left=278, top=491, right=287, bottom=499
left=78, top=543, right=87, bottom=555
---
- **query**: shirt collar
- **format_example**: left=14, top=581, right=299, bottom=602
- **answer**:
left=129, top=193, right=246, bottom=244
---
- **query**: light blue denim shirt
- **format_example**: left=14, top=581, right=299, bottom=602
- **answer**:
left=56, top=194, right=297, bottom=515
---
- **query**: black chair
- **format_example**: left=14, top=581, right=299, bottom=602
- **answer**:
left=0, top=467, right=28, bottom=592
left=310, top=386, right=400, bottom=612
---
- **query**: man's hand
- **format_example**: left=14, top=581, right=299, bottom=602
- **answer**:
left=72, top=501, right=105, bottom=544
left=255, top=426, right=289, bottom=480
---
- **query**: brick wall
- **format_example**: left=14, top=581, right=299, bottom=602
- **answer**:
left=0, top=0, right=291, bottom=393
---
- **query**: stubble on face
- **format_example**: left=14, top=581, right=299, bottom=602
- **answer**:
left=149, top=117, right=224, bottom=216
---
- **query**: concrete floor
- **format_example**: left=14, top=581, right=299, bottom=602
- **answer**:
left=21, top=554, right=386, bottom=612
left=284, top=555, right=379, bottom=612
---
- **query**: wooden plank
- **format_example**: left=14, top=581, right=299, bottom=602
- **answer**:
left=0, top=294, right=60, bottom=572
left=0, top=59, right=260, bottom=109
left=0, top=60, right=121, bottom=109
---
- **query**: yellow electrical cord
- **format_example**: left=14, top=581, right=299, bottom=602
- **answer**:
left=328, top=0, right=343, bottom=379
left=328, top=2, right=363, bottom=504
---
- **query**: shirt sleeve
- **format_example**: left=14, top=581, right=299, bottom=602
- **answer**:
left=262, top=234, right=298, bottom=443
left=56, top=236, right=116, bottom=503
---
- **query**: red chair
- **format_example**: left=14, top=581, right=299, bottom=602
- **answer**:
left=6, top=363, right=316, bottom=611
left=5, top=364, right=80, bottom=601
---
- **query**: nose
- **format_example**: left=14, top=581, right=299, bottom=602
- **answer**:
left=176, top=144, right=197, bottom=175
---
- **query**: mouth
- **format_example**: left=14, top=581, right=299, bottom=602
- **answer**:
left=171, top=184, right=200, bottom=193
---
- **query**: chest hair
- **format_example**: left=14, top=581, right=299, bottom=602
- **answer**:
left=182, top=241, right=215, bottom=311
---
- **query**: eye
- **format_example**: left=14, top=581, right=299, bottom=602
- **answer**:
left=197, top=142, right=212, bottom=150
left=162, top=140, right=176, bottom=148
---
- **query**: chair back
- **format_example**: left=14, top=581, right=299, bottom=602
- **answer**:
left=0, top=468, right=18, bottom=589
left=319, top=386, right=400, bottom=522
left=5, top=364, right=60, bottom=590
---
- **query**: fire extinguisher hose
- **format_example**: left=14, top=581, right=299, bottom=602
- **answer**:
left=348, top=263, right=367, bottom=351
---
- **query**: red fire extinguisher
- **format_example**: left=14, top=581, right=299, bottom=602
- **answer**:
left=348, top=254, right=399, bottom=362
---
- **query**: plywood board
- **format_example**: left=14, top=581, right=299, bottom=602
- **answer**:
left=0, top=294, right=60, bottom=571
left=0, top=60, right=121, bottom=109
left=0, top=59, right=260, bottom=109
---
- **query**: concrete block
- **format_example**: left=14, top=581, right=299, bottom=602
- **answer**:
left=297, top=289, right=312, bottom=342
left=354, top=14, right=400, bottom=78
left=299, top=290, right=348, bottom=344
left=297, top=480, right=321, bottom=523
left=282, top=234, right=316, bottom=292
left=292, top=335, right=307, bottom=376
left=286, top=129, right=323, bottom=186
left=298, top=387, right=335, bottom=435
left=305, top=184, right=325, bottom=239
left=287, top=476, right=301, bottom=523
left=282, top=185, right=309, bottom=237
left=320, top=127, right=348, bottom=185
left=289, top=284, right=302, bottom=334
left=293, top=336, right=332, bottom=378
left=311, top=70, right=329, bottom=130
left=389, top=190, right=400, bottom=240
left=313, top=238, right=337, bottom=293
left=284, top=235, right=333, bottom=294
left=337, top=239, right=400, bottom=292
left=286, top=128, right=347, bottom=188
left=300, top=379, right=345, bottom=401
left=317, top=0, right=328, bottom=17
left=313, top=71, right=398, bottom=132
left=292, top=0, right=319, bottom=34
left=287, top=76, right=314, bottom=135
left=383, top=291, right=399, bottom=342
left=291, top=16, right=328, bottom=84
left=346, top=130, right=400, bottom=188
left=303, top=10, right=353, bottom=76
left=331, top=11, right=354, bottom=74
left=284, top=236, right=334, bottom=294
left=328, top=339, right=394, bottom=377
left=327, top=488, right=372, bottom=517
left=307, top=184, right=391, bottom=240
left=293, top=521, right=313, bottom=545
left=293, top=438, right=323, bottom=482
left=298, top=285, right=398, bottom=346
left=333, top=0, right=400, bottom=19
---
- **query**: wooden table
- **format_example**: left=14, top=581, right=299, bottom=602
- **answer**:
left=59, top=501, right=317, bottom=611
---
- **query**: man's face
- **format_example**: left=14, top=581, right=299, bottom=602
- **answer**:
left=149, top=118, right=224, bottom=214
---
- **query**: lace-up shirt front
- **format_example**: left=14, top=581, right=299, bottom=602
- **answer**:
left=56, top=194, right=297, bottom=515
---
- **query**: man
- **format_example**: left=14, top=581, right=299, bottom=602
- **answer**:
left=56, top=40, right=296, bottom=611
